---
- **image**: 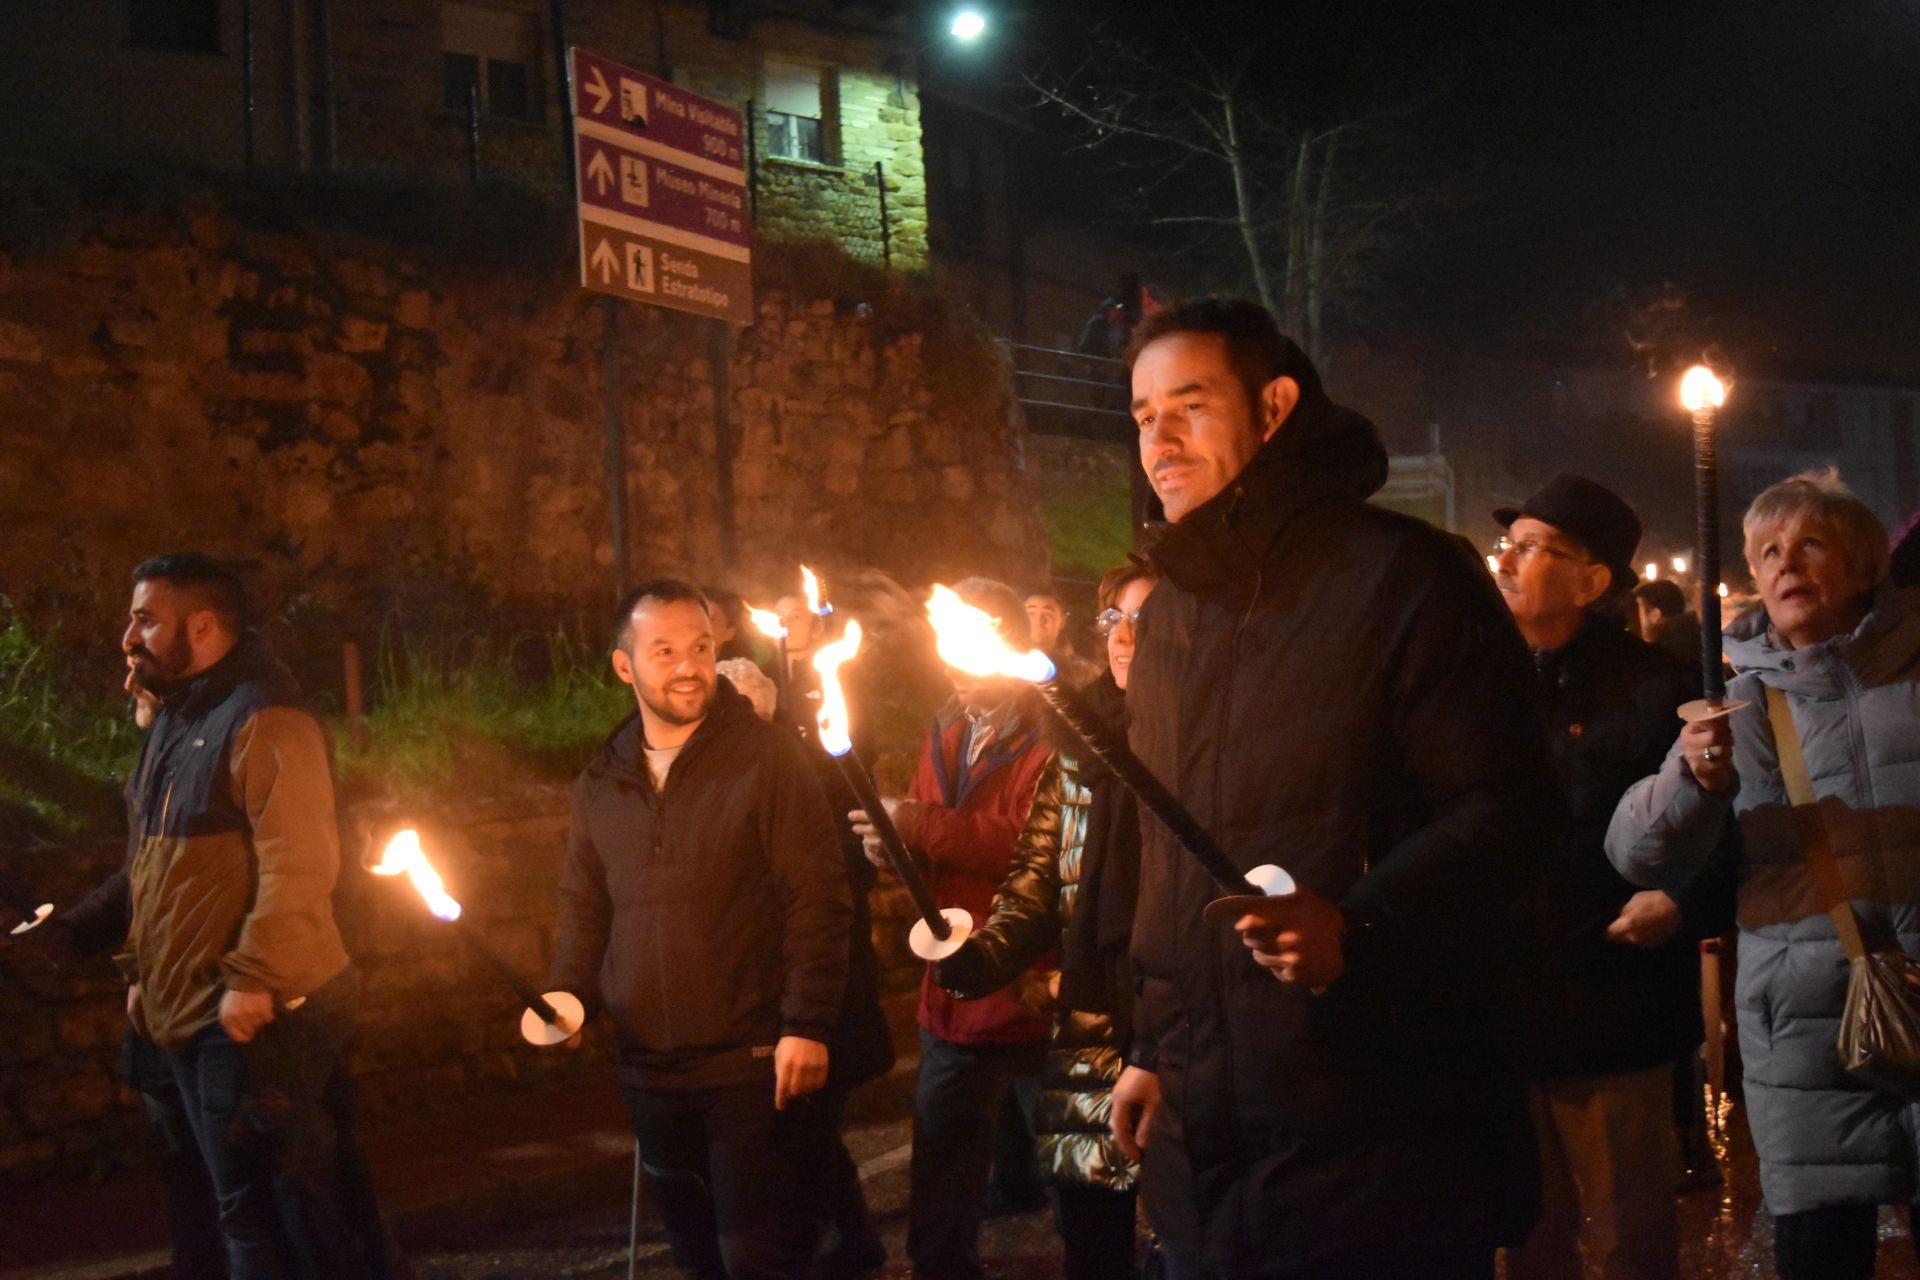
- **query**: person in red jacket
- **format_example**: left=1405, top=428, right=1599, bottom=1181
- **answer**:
left=852, top=576, right=1056, bottom=1280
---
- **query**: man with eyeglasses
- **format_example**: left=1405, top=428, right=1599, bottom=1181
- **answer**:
left=1024, top=588, right=1101, bottom=688
left=1491, top=474, right=1733, bottom=1280
left=1111, top=298, right=1561, bottom=1280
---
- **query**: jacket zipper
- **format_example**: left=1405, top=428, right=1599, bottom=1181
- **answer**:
left=1216, top=492, right=1262, bottom=845
left=647, top=741, right=671, bottom=1040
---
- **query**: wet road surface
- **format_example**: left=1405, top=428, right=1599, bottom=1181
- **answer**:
left=405, top=1087, right=1920, bottom=1279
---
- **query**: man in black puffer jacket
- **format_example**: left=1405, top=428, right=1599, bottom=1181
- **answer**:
left=1110, top=300, right=1563, bottom=1280
left=549, top=579, right=850, bottom=1280
left=1492, top=476, right=1735, bottom=1280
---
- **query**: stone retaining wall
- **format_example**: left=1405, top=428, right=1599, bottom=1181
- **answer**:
left=0, top=174, right=1041, bottom=636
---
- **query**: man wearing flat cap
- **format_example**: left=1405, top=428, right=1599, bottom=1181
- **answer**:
left=1492, top=474, right=1734, bottom=1280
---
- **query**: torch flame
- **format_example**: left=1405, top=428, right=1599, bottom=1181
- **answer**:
left=812, top=620, right=863, bottom=758
left=748, top=606, right=785, bottom=640
left=1680, top=365, right=1727, bottom=414
left=801, top=564, right=825, bottom=616
left=369, top=828, right=463, bottom=922
left=925, top=585, right=1057, bottom=684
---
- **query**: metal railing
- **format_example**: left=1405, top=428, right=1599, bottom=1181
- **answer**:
left=998, top=340, right=1132, bottom=443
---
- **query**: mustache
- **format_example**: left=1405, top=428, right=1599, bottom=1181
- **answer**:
left=1151, top=455, right=1193, bottom=477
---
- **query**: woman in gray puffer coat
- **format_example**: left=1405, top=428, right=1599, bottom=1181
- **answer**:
left=1607, top=470, right=1920, bottom=1280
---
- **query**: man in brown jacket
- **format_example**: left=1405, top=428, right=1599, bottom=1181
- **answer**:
left=121, top=553, right=381, bottom=1279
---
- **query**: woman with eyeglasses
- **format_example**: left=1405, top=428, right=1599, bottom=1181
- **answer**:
left=1609, top=470, right=1920, bottom=1280
left=933, top=559, right=1159, bottom=1279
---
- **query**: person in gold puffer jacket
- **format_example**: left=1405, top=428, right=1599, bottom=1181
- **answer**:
left=936, top=562, right=1156, bottom=1280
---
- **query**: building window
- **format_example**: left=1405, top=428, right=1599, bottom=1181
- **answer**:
left=129, top=0, right=222, bottom=54
left=765, top=59, right=828, bottom=164
left=442, top=3, right=539, bottom=123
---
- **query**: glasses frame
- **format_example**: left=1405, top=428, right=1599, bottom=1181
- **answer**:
left=1493, top=534, right=1590, bottom=566
left=1095, top=607, right=1144, bottom=636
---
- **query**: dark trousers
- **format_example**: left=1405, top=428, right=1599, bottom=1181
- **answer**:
left=987, top=1086, right=1043, bottom=1206
left=907, top=1030, right=1044, bottom=1280
left=786, top=1085, right=883, bottom=1270
left=622, top=1079, right=816, bottom=1280
left=126, top=1030, right=228, bottom=1278
left=1053, top=1182, right=1137, bottom=1280
left=1159, top=1236, right=1493, bottom=1280
left=168, top=968, right=377, bottom=1280
left=1773, top=1203, right=1920, bottom=1280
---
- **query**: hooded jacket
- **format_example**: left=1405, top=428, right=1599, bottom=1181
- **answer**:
left=548, top=678, right=851, bottom=1090
left=1608, top=584, right=1920, bottom=1215
left=124, top=632, right=350, bottom=1053
left=905, top=699, right=1055, bottom=1046
left=1126, top=391, right=1562, bottom=1274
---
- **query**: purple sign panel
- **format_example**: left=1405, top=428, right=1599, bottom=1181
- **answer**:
left=570, top=49, right=745, bottom=173
left=575, top=134, right=748, bottom=247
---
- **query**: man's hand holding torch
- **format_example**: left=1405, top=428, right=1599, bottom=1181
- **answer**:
left=1224, top=885, right=1348, bottom=990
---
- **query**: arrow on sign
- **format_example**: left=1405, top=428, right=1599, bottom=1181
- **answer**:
left=587, top=149, right=614, bottom=195
left=584, top=66, right=612, bottom=115
left=590, top=238, right=619, bottom=284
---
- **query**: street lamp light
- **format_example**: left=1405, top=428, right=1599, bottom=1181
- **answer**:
left=950, top=8, right=987, bottom=41
left=1671, top=555, right=1689, bottom=575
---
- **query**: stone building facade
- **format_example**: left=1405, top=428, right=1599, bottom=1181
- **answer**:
left=0, top=0, right=928, bottom=270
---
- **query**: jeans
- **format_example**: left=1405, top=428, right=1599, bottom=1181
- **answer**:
left=125, top=1029, right=227, bottom=1278
left=622, top=1079, right=817, bottom=1279
left=906, top=1030, right=1044, bottom=1280
left=168, top=967, right=377, bottom=1280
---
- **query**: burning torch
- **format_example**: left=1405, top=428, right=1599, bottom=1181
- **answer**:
left=1677, top=365, right=1749, bottom=725
left=813, top=621, right=971, bottom=960
left=749, top=566, right=832, bottom=735
left=747, top=604, right=790, bottom=718
left=923, top=586, right=1293, bottom=905
left=369, top=829, right=584, bottom=1046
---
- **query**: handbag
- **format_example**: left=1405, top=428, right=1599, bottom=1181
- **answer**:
left=1765, top=684, right=1920, bottom=1100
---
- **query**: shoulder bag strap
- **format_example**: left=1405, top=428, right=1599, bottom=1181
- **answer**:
left=1763, top=684, right=1867, bottom=960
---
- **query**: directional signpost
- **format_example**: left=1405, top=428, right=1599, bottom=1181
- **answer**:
left=570, top=48, right=752, bottom=324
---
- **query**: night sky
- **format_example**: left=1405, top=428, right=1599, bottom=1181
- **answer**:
left=922, top=0, right=1920, bottom=383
